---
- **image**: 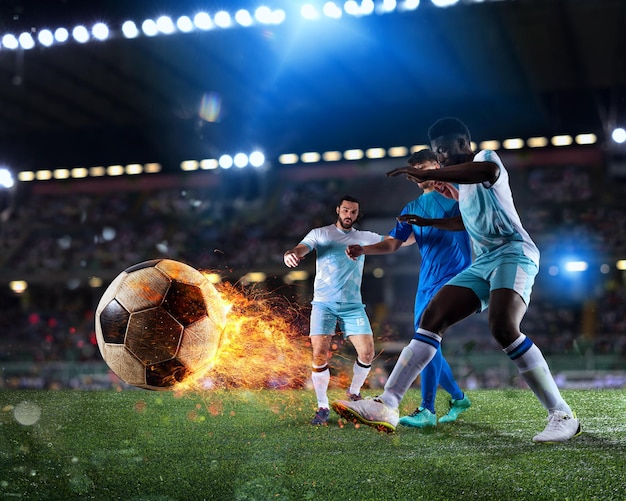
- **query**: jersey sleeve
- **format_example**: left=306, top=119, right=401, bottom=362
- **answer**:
left=299, top=228, right=319, bottom=251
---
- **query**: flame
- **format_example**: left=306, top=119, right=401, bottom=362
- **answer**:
left=176, top=278, right=311, bottom=393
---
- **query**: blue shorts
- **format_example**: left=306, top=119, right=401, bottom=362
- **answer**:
left=310, top=302, right=373, bottom=338
left=446, top=253, right=538, bottom=312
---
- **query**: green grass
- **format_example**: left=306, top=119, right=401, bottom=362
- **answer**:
left=1, top=388, right=625, bottom=501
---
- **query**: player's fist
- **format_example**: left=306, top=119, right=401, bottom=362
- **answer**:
left=346, top=245, right=363, bottom=260
left=283, top=251, right=302, bottom=268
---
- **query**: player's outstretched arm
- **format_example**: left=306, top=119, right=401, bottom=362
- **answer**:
left=397, top=214, right=465, bottom=231
left=346, top=238, right=404, bottom=261
left=387, top=161, right=499, bottom=185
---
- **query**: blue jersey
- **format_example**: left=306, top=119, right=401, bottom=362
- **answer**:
left=300, top=224, right=383, bottom=303
left=460, top=150, right=540, bottom=266
left=389, top=191, right=472, bottom=328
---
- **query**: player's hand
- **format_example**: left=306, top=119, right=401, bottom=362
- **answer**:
left=283, top=251, right=302, bottom=268
left=346, top=245, right=364, bottom=260
left=386, top=166, right=411, bottom=177
left=434, top=182, right=459, bottom=200
left=397, top=214, right=429, bottom=226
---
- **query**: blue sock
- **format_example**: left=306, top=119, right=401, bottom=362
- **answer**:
left=420, top=345, right=443, bottom=413
left=438, top=355, right=464, bottom=401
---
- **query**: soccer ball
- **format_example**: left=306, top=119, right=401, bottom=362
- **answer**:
left=95, top=259, right=227, bottom=390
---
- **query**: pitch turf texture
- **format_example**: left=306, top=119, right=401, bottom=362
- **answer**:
left=1, top=389, right=625, bottom=500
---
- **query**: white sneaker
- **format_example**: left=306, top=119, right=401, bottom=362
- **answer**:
left=331, top=397, right=399, bottom=433
left=532, top=410, right=581, bottom=443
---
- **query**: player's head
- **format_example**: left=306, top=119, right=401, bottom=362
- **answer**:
left=408, top=149, right=440, bottom=191
left=427, top=117, right=473, bottom=167
left=336, top=195, right=360, bottom=230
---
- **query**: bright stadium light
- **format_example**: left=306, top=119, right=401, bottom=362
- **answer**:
left=141, top=19, right=159, bottom=36
left=249, top=151, right=265, bottom=167
left=194, top=12, right=213, bottom=30
left=432, top=0, right=459, bottom=6
left=235, top=10, right=253, bottom=27
left=323, top=2, right=343, bottom=18
left=176, top=16, right=194, bottom=32
left=0, top=168, right=15, bottom=189
left=37, top=29, right=54, bottom=46
left=301, top=4, right=320, bottom=20
left=2, top=34, right=18, bottom=49
left=92, top=22, right=110, bottom=40
left=379, top=0, right=397, bottom=13
left=255, top=6, right=273, bottom=23
left=19, top=33, right=36, bottom=49
left=564, top=261, right=588, bottom=273
left=271, top=9, right=286, bottom=24
left=72, top=25, right=90, bottom=43
left=400, top=0, right=420, bottom=10
left=54, top=27, right=69, bottom=42
left=234, top=153, right=248, bottom=168
left=219, top=155, right=233, bottom=169
left=156, top=16, right=176, bottom=34
left=121, top=21, right=139, bottom=38
left=214, top=11, right=232, bottom=28
left=612, top=127, right=626, bottom=144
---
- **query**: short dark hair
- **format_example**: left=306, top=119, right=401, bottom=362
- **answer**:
left=408, top=148, right=438, bottom=166
left=338, top=195, right=360, bottom=207
left=428, top=117, right=471, bottom=143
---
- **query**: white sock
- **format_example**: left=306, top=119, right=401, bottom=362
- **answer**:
left=311, top=366, right=330, bottom=409
left=380, top=331, right=440, bottom=409
left=504, top=335, right=572, bottom=415
left=349, top=359, right=371, bottom=396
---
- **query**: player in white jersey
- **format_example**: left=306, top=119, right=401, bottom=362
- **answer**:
left=284, top=196, right=384, bottom=425
left=332, top=118, right=581, bottom=443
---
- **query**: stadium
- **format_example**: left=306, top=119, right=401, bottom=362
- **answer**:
left=1, top=0, right=625, bottom=499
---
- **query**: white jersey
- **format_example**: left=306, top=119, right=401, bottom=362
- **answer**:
left=459, top=150, right=540, bottom=266
left=300, top=224, right=383, bottom=303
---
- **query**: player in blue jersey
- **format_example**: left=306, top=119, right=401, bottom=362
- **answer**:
left=332, top=118, right=581, bottom=442
left=344, top=148, right=472, bottom=428
left=284, top=195, right=384, bottom=425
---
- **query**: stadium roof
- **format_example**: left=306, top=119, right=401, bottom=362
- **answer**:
left=0, top=0, right=624, bottom=173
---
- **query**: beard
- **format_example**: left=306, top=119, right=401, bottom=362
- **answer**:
left=339, top=218, right=354, bottom=230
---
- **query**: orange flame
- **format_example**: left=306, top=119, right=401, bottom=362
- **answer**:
left=177, top=278, right=311, bottom=393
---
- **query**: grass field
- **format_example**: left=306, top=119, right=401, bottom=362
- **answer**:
left=1, top=387, right=625, bottom=501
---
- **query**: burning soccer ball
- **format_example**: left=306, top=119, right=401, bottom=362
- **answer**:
left=95, top=259, right=227, bottom=390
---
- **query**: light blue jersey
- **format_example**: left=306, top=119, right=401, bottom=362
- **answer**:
left=300, top=224, right=383, bottom=303
left=459, top=150, right=540, bottom=266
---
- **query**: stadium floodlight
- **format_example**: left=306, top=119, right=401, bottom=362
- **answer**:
left=176, top=16, right=194, bottom=32
left=432, top=0, right=459, bottom=6
left=121, top=21, right=139, bottom=38
left=72, top=25, right=90, bottom=43
left=301, top=4, right=320, bottom=20
left=249, top=151, right=265, bottom=167
left=323, top=2, right=343, bottom=18
left=235, top=10, right=253, bottom=27
left=219, top=155, right=233, bottom=169
left=194, top=12, right=213, bottom=30
left=19, top=32, right=35, bottom=49
left=612, top=127, right=626, bottom=144
left=214, top=11, right=232, bottom=28
left=564, top=261, right=588, bottom=273
left=37, top=29, right=54, bottom=46
left=54, top=27, right=69, bottom=42
left=344, top=1, right=359, bottom=16
left=141, top=19, right=159, bottom=37
left=379, top=0, right=398, bottom=13
left=92, top=23, right=110, bottom=41
left=361, top=0, right=375, bottom=15
left=156, top=16, right=176, bottom=34
left=0, top=168, right=15, bottom=189
left=1, top=34, right=19, bottom=49
left=400, top=0, right=420, bottom=10
left=254, top=6, right=273, bottom=23
left=271, top=9, right=286, bottom=24
left=234, top=153, right=248, bottom=168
